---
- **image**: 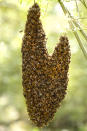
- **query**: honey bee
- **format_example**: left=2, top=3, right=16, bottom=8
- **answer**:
left=22, top=3, right=71, bottom=127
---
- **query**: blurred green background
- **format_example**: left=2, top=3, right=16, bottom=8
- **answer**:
left=0, top=0, right=87, bottom=131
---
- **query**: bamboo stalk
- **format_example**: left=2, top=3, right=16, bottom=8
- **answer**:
left=58, top=0, right=87, bottom=59
left=58, top=0, right=87, bottom=41
left=69, top=21, right=87, bottom=59
left=80, top=0, right=87, bottom=9
left=75, top=0, right=80, bottom=17
left=67, top=10, right=87, bottom=42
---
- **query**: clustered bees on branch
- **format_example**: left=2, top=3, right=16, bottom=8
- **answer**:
left=21, top=3, right=71, bottom=127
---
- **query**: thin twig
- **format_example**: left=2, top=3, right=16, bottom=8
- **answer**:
left=58, top=0, right=87, bottom=41
left=80, top=0, right=87, bottom=9
left=69, top=21, right=87, bottom=59
left=75, top=0, right=80, bottom=17
left=69, top=13, right=87, bottom=42
left=58, top=0, right=87, bottom=59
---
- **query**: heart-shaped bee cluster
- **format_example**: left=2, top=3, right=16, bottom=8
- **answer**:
left=21, top=3, right=71, bottom=127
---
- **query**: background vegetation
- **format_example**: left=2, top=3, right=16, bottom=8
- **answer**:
left=0, top=0, right=87, bottom=131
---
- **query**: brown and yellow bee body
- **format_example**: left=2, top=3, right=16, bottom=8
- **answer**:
left=22, top=3, right=71, bottom=127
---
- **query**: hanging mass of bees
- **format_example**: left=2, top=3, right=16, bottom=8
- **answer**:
left=21, top=3, right=71, bottom=127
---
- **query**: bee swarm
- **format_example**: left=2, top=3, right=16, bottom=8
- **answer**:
left=21, top=3, right=71, bottom=127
